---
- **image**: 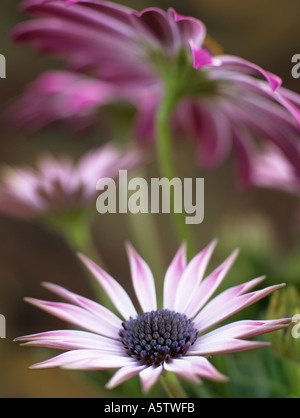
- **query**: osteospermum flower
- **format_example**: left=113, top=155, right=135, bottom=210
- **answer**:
left=0, top=144, right=141, bottom=219
left=9, top=0, right=300, bottom=187
left=15, top=241, right=290, bottom=394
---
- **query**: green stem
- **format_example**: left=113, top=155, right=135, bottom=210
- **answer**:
left=160, top=371, right=187, bottom=398
left=40, top=210, right=110, bottom=304
left=156, top=90, right=196, bottom=258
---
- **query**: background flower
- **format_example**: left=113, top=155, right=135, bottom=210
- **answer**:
left=0, top=143, right=142, bottom=219
left=7, top=0, right=300, bottom=188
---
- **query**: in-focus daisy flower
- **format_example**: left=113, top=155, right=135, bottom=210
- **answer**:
left=9, top=0, right=300, bottom=187
left=15, top=241, right=291, bottom=394
left=0, top=144, right=141, bottom=219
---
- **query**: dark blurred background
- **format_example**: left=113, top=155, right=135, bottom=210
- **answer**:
left=0, top=0, right=300, bottom=397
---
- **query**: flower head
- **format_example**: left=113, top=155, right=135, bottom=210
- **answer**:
left=0, top=144, right=141, bottom=219
left=9, top=0, right=300, bottom=188
left=15, top=241, right=290, bottom=394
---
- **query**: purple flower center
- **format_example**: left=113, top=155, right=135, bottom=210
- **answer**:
left=119, top=309, right=198, bottom=366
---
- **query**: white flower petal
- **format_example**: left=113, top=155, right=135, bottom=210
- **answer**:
left=183, top=356, right=228, bottom=382
left=163, top=358, right=201, bottom=384
left=126, top=243, right=157, bottom=312
left=29, top=350, right=134, bottom=370
left=42, top=282, right=122, bottom=329
left=194, top=283, right=285, bottom=333
left=105, top=364, right=147, bottom=389
left=184, top=248, right=239, bottom=318
left=174, top=239, right=217, bottom=313
left=24, top=297, right=118, bottom=339
left=78, top=253, right=137, bottom=320
left=15, top=329, right=124, bottom=352
left=163, top=243, right=187, bottom=310
left=139, top=364, right=163, bottom=394
left=189, top=338, right=270, bottom=356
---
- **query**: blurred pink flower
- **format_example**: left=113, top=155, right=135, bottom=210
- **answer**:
left=9, top=0, right=300, bottom=187
left=0, top=144, right=141, bottom=219
left=15, top=240, right=290, bottom=393
left=251, top=144, right=300, bottom=196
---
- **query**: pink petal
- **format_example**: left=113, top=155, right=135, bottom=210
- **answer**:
left=184, top=248, right=239, bottom=318
left=139, top=364, right=163, bottom=394
left=42, top=282, right=122, bottom=329
left=78, top=253, right=137, bottom=320
left=126, top=243, right=157, bottom=312
left=163, top=359, right=201, bottom=384
left=163, top=243, right=187, bottom=310
left=15, top=329, right=125, bottom=353
left=189, top=338, right=270, bottom=356
left=174, top=239, right=217, bottom=313
left=106, top=364, right=147, bottom=389
left=197, top=318, right=291, bottom=341
left=194, top=283, right=286, bottom=333
left=218, top=55, right=282, bottom=91
left=194, top=104, right=231, bottom=169
left=24, top=297, right=118, bottom=339
left=183, top=356, right=229, bottom=382
left=29, top=349, right=134, bottom=370
left=168, top=8, right=206, bottom=48
left=130, top=8, right=174, bottom=49
left=189, top=42, right=215, bottom=69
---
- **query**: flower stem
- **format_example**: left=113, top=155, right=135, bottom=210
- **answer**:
left=40, top=210, right=110, bottom=304
left=156, top=89, right=196, bottom=258
left=160, top=371, right=187, bottom=398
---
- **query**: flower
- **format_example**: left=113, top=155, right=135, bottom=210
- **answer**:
left=15, top=240, right=291, bottom=394
left=9, top=0, right=300, bottom=187
left=0, top=144, right=141, bottom=219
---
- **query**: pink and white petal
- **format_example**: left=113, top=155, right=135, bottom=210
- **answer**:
left=174, top=239, right=217, bottom=314
left=192, top=276, right=265, bottom=324
left=126, top=243, right=157, bottom=312
left=194, top=318, right=291, bottom=343
left=218, top=55, right=282, bottom=91
left=163, top=358, right=201, bottom=384
left=29, top=349, right=134, bottom=370
left=106, top=364, right=147, bottom=389
left=24, top=297, right=119, bottom=339
left=139, top=364, right=163, bottom=394
left=184, top=356, right=229, bottom=382
left=15, top=329, right=125, bottom=353
left=42, top=282, right=122, bottom=330
left=163, top=242, right=187, bottom=310
left=194, top=283, right=285, bottom=333
left=185, top=248, right=239, bottom=318
left=189, top=338, right=270, bottom=356
left=78, top=253, right=137, bottom=320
